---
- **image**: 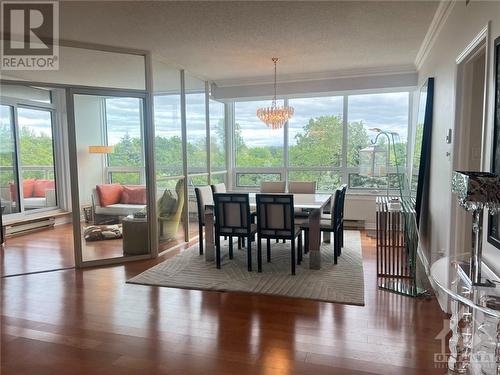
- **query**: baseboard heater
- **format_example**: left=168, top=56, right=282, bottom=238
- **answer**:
left=4, top=217, right=56, bottom=237
left=344, top=219, right=365, bottom=229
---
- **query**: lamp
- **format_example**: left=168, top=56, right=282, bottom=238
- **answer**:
left=359, top=128, right=397, bottom=199
left=256, top=57, right=294, bottom=129
left=88, top=145, right=114, bottom=154
left=451, top=171, right=500, bottom=286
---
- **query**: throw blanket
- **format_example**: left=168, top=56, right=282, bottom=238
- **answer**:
left=83, top=225, right=122, bottom=241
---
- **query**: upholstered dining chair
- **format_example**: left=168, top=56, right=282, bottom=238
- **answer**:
left=210, top=182, right=226, bottom=196
left=337, top=184, right=348, bottom=254
left=260, top=181, right=286, bottom=193
left=195, top=186, right=214, bottom=256
left=213, top=193, right=256, bottom=271
left=255, top=194, right=303, bottom=275
left=288, top=181, right=316, bottom=194
left=300, top=187, right=343, bottom=264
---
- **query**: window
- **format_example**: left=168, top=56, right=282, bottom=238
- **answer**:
left=105, top=97, right=144, bottom=185
left=210, top=99, right=225, bottom=172
left=288, top=96, right=343, bottom=167
left=231, top=91, right=410, bottom=192
left=235, top=100, right=284, bottom=168
left=154, top=94, right=183, bottom=185
left=0, top=105, right=20, bottom=214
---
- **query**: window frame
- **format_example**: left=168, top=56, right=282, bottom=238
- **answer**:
left=0, top=90, right=62, bottom=216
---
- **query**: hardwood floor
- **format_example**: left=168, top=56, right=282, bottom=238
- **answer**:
left=1, top=232, right=448, bottom=374
left=1, top=223, right=195, bottom=276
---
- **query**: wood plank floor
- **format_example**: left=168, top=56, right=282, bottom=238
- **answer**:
left=1, top=232, right=449, bottom=374
left=1, top=223, right=196, bottom=276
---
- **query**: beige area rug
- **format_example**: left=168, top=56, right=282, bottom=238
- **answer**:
left=128, top=230, right=365, bottom=305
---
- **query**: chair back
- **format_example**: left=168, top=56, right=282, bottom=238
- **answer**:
left=256, top=194, right=294, bottom=238
left=288, top=181, right=316, bottom=194
left=260, top=181, right=286, bottom=193
left=327, top=188, right=343, bottom=230
left=339, top=184, right=347, bottom=221
left=195, top=186, right=214, bottom=225
left=213, top=193, right=252, bottom=236
left=210, top=183, right=226, bottom=196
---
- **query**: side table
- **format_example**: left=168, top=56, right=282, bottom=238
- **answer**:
left=122, top=215, right=149, bottom=256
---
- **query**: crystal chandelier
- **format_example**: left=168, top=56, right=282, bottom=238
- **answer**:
left=256, top=58, right=294, bottom=129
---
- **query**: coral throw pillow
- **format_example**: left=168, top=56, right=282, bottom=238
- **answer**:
left=121, top=185, right=147, bottom=205
left=23, top=179, right=36, bottom=198
left=96, top=184, right=123, bottom=207
left=33, top=179, right=55, bottom=198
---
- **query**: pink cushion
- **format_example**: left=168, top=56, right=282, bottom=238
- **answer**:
left=23, top=178, right=36, bottom=198
left=120, top=185, right=146, bottom=205
left=33, top=179, right=55, bottom=198
left=96, top=184, right=123, bottom=207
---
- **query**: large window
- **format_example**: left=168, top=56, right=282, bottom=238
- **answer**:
left=235, top=100, right=284, bottom=168
left=105, top=97, right=144, bottom=185
left=231, top=91, right=410, bottom=192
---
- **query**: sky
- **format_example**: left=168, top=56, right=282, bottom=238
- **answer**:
left=1, top=91, right=410, bottom=149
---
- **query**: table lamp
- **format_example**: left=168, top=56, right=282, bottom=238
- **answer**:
left=451, top=171, right=500, bottom=286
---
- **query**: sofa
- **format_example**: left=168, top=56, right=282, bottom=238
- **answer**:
left=92, top=184, right=146, bottom=224
left=92, top=182, right=185, bottom=240
left=2, top=179, right=56, bottom=213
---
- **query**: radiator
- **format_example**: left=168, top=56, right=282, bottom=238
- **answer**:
left=4, top=217, right=55, bottom=237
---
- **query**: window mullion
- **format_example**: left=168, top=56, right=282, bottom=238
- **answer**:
left=341, top=95, right=349, bottom=185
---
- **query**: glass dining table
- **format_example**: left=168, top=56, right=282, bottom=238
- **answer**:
left=203, top=193, right=332, bottom=270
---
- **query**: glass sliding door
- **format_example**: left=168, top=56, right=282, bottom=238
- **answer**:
left=0, top=105, right=20, bottom=214
left=72, top=91, right=151, bottom=264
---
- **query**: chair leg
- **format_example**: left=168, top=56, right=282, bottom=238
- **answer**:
left=304, top=230, right=309, bottom=254
left=229, top=236, right=233, bottom=259
left=247, top=235, right=252, bottom=272
left=238, top=237, right=242, bottom=250
left=276, top=239, right=279, bottom=244
left=199, top=225, right=204, bottom=255
left=216, top=233, right=221, bottom=269
left=291, top=237, right=296, bottom=275
left=267, top=238, right=271, bottom=262
left=242, top=237, right=246, bottom=247
left=282, top=239, right=286, bottom=243
left=257, top=234, right=262, bottom=272
left=333, top=232, right=338, bottom=265
left=298, top=233, right=303, bottom=264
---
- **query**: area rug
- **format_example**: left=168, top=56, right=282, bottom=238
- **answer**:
left=128, top=230, right=365, bottom=305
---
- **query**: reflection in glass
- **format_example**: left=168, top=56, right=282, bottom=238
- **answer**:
left=0, top=105, right=20, bottom=214
left=73, top=94, right=149, bottom=262
left=17, top=107, right=57, bottom=211
left=210, top=99, right=225, bottom=172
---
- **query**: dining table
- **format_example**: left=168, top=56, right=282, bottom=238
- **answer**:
left=204, top=192, right=332, bottom=270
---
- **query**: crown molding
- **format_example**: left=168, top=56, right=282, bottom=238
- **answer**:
left=415, top=0, right=456, bottom=70
left=214, top=64, right=417, bottom=88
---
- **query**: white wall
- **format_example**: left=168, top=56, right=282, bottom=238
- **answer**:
left=73, top=95, right=105, bottom=207
left=417, top=2, right=500, bottom=288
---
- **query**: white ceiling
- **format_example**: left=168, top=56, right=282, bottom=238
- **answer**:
left=59, top=1, right=439, bottom=85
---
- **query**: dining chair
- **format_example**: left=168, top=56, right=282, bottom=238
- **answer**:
left=288, top=181, right=316, bottom=194
left=195, top=186, right=214, bottom=256
left=210, top=182, right=226, bottom=196
left=337, top=184, right=348, bottom=254
left=260, top=181, right=286, bottom=193
left=255, top=194, right=303, bottom=275
left=301, top=187, right=342, bottom=264
left=213, top=193, right=256, bottom=271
